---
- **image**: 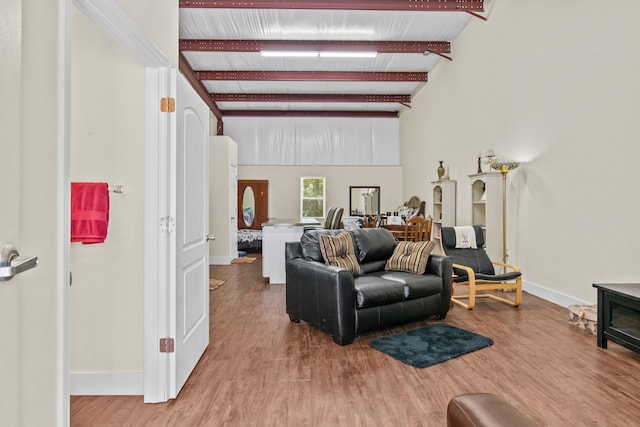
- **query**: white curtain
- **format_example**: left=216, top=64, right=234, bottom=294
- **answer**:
left=225, top=117, right=399, bottom=166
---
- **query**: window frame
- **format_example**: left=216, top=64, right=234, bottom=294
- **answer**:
left=300, top=176, right=326, bottom=218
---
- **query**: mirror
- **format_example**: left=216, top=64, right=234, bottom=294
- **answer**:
left=349, top=186, right=380, bottom=216
left=242, top=186, right=256, bottom=227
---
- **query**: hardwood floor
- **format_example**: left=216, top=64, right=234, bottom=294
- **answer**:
left=71, top=254, right=640, bottom=426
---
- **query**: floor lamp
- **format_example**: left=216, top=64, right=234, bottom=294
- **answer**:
left=490, top=160, right=520, bottom=265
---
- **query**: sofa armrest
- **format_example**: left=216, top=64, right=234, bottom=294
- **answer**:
left=425, top=254, right=453, bottom=318
left=285, top=246, right=356, bottom=345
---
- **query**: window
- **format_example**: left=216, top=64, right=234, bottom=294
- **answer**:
left=300, top=176, right=326, bottom=218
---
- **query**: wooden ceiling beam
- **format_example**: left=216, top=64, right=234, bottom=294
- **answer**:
left=180, top=40, right=451, bottom=54
left=178, top=0, right=484, bottom=12
left=212, top=93, right=411, bottom=103
left=196, top=70, right=427, bottom=82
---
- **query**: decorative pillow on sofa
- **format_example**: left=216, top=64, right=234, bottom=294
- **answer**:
left=384, top=240, right=436, bottom=275
left=318, top=231, right=361, bottom=276
left=300, top=229, right=343, bottom=262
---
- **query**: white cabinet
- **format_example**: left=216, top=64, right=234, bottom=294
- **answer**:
left=468, top=172, right=503, bottom=262
left=209, top=136, right=238, bottom=264
left=431, top=179, right=456, bottom=251
left=262, top=218, right=320, bottom=284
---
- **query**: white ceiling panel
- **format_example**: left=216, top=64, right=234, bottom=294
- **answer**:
left=179, top=9, right=471, bottom=41
left=183, top=51, right=441, bottom=73
left=202, top=80, right=423, bottom=95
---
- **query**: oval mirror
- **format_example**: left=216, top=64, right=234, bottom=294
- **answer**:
left=242, top=186, right=256, bottom=227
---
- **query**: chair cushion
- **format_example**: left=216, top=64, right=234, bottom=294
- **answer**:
left=441, top=226, right=495, bottom=279
left=476, top=271, right=522, bottom=281
left=300, top=229, right=343, bottom=262
left=351, top=228, right=397, bottom=264
left=451, top=247, right=495, bottom=279
left=384, top=240, right=436, bottom=274
left=318, top=231, right=361, bottom=276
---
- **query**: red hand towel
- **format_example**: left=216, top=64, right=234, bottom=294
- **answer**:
left=71, top=182, right=110, bottom=244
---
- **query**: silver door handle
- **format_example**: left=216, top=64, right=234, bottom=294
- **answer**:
left=206, top=234, right=216, bottom=241
left=0, top=243, right=39, bottom=282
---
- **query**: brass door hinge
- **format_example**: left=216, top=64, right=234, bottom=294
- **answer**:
left=160, top=97, right=175, bottom=113
left=159, top=338, right=175, bottom=353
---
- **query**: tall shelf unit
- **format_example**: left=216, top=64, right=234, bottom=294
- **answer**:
left=431, top=180, right=457, bottom=253
left=210, top=136, right=238, bottom=265
left=469, top=172, right=503, bottom=262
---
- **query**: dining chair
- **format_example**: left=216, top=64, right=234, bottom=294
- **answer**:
left=404, top=216, right=432, bottom=241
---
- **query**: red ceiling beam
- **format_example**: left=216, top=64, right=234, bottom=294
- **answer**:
left=212, top=93, right=411, bottom=103
left=221, top=109, right=399, bottom=118
left=179, top=0, right=484, bottom=12
left=180, top=39, right=450, bottom=54
left=196, top=70, right=428, bottom=82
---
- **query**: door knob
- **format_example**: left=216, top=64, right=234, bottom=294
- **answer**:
left=206, top=234, right=216, bottom=241
left=0, top=243, right=39, bottom=282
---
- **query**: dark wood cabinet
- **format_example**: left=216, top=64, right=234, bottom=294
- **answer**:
left=238, top=180, right=269, bottom=230
left=593, top=283, right=640, bottom=354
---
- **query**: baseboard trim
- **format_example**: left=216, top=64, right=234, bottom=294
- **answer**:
left=523, top=280, right=593, bottom=308
left=209, top=256, right=232, bottom=265
left=70, top=371, right=143, bottom=396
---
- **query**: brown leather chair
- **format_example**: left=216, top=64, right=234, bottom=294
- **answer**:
left=447, top=393, right=535, bottom=427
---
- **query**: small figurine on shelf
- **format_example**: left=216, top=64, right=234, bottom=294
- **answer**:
left=477, top=154, right=483, bottom=173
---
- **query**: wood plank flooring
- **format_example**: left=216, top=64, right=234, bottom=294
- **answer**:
left=71, top=254, right=640, bottom=426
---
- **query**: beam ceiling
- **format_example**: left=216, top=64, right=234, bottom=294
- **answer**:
left=180, top=40, right=451, bottom=55
left=211, top=93, right=411, bottom=103
left=221, top=110, right=399, bottom=118
left=196, top=71, right=428, bottom=82
left=178, top=1, right=482, bottom=122
left=178, top=0, right=484, bottom=12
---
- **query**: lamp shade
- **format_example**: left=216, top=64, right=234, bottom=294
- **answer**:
left=490, top=160, right=520, bottom=174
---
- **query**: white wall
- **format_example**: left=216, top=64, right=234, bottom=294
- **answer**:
left=70, top=8, right=145, bottom=374
left=238, top=166, right=405, bottom=219
left=118, top=0, right=178, bottom=66
left=400, top=0, right=640, bottom=304
left=68, top=0, right=178, bottom=392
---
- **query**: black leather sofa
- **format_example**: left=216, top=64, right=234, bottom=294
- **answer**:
left=285, top=228, right=453, bottom=345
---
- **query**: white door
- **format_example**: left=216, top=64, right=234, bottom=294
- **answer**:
left=0, top=2, right=23, bottom=417
left=1, top=1, right=67, bottom=423
left=172, top=72, right=210, bottom=397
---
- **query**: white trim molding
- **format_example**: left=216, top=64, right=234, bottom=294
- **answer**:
left=523, top=280, right=593, bottom=308
left=72, top=0, right=170, bottom=68
left=70, top=371, right=143, bottom=396
left=209, top=256, right=232, bottom=265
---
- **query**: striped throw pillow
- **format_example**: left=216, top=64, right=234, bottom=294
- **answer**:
left=318, top=231, right=361, bottom=276
left=384, top=240, right=436, bottom=274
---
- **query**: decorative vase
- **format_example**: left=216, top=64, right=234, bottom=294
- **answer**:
left=437, top=161, right=445, bottom=180
left=477, top=157, right=483, bottom=173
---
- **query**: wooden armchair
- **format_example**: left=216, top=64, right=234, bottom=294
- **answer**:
left=441, top=226, right=522, bottom=310
left=404, top=216, right=432, bottom=242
